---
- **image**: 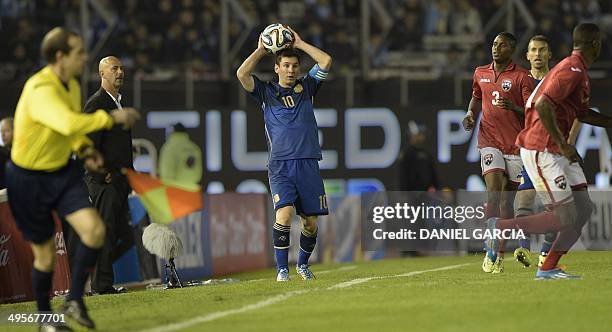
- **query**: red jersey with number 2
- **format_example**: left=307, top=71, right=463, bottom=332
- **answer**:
left=472, top=62, right=534, bottom=155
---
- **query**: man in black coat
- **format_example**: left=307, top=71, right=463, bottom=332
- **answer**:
left=83, top=56, right=134, bottom=294
left=397, top=121, right=438, bottom=192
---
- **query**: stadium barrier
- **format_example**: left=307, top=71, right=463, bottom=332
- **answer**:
left=0, top=193, right=71, bottom=304
left=155, top=193, right=273, bottom=280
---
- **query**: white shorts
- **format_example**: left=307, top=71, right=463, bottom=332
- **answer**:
left=479, top=147, right=523, bottom=183
left=520, top=148, right=587, bottom=206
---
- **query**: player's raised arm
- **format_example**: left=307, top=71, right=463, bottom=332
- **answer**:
left=288, top=27, right=332, bottom=71
left=236, top=36, right=267, bottom=92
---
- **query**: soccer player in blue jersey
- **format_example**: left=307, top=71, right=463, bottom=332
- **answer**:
left=236, top=27, right=332, bottom=281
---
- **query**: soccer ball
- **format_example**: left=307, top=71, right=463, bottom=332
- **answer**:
left=260, top=23, right=294, bottom=54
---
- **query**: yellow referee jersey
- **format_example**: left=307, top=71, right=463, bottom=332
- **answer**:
left=11, top=66, right=114, bottom=171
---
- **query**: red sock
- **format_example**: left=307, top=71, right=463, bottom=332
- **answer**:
left=541, top=251, right=564, bottom=270
left=496, top=212, right=562, bottom=234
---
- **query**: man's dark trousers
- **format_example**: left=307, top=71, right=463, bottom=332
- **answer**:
left=85, top=173, right=133, bottom=292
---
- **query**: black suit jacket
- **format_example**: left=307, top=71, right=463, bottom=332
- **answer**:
left=0, top=146, right=10, bottom=189
left=84, top=88, right=133, bottom=175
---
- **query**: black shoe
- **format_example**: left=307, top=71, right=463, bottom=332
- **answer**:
left=96, top=286, right=128, bottom=294
left=39, top=322, right=73, bottom=332
left=60, top=300, right=95, bottom=329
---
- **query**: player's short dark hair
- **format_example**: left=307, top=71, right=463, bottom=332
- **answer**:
left=41, top=27, right=79, bottom=64
left=497, top=32, right=517, bottom=49
left=275, top=49, right=300, bottom=65
left=529, top=35, right=549, bottom=45
left=573, top=23, right=600, bottom=47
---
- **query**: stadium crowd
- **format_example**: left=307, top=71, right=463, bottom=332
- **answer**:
left=1, top=0, right=611, bottom=81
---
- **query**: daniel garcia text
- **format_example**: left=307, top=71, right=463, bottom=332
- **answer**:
left=372, top=228, right=526, bottom=240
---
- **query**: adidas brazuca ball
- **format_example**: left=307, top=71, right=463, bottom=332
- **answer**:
left=261, top=23, right=294, bottom=54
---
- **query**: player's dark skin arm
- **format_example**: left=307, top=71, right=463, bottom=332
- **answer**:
left=463, top=96, right=481, bottom=131
left=577, top=108, right=612, bottom=127
left=535, top=96, right=580, bottom=162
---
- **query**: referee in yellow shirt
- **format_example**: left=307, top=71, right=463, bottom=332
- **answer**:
left=6, top=27, right=139, bottom=331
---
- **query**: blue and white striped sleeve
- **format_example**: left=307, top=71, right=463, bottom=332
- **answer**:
left=308, top=64, right=329, bottom=82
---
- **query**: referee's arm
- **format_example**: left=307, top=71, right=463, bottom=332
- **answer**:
left=29, top=84, right=113, bottom=136
left=83, top=98, right=104, bottom=148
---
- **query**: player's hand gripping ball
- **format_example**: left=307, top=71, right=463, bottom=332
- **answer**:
left=261, top=23, right=294, bottom=54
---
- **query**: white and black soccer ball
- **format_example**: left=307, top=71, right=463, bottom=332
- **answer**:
left=260, top=23, right=294, bottom=54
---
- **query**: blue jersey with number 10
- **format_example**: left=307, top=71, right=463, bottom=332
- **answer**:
left=249, top=65, right=327, bottom=161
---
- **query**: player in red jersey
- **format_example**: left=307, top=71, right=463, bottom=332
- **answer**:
left=484, top=23, right=612, bottom=279
left=463, top=32, right=535, bottom=274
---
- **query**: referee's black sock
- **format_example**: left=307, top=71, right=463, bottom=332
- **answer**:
left=67, top=243, right=99, bottom=302
left=32, top=267, right=53, bottom=312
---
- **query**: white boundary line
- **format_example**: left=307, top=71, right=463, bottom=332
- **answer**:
left=143, top=290, right=308, bottom=332
left=328, top=263, right=470, bottom=290
left=144, top=263, right=470, bottom=332
left=316, top=265, right=357, bottom=275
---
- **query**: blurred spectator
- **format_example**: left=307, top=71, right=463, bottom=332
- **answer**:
left=389, top=11, right=423, bottom=51
left=1, top=0, right=612, bottom=80
left=532, top=0, right=558, bottom=20
left=442, top=45, right=463, bottom=76
left=561, top=0, right=600, bottom=23
left=425, top=0, right=452, bottom=35
left=307, top=23, right=325, bottom=49
left=328, top=29, right=358, bottom=72
left=465, top=43, right=488, bottom=71
left=451, top=0, right=482, bottom=37
left=0, top=0, right=35, bottom=18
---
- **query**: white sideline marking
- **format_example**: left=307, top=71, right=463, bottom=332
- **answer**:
left=147, top=263, right=470, bottom=331
left=143, top=290, right=308, bottom=332
left=328, top=263, right=471, bottom=290
left=316, top=265, right=357, bottom=275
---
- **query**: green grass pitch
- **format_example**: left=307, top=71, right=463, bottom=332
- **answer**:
left=2, top=251, right=612, bottom=331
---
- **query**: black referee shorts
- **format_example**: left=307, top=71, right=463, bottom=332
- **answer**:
left=6, top=159, right=92, bottom=244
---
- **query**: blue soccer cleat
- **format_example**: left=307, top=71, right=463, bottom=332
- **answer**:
left=483, top=217, right=500, bottom=254
left=276, top=268, right=290, bottom=282
left=535, top=267, right=581, bottom=280
left=296, top=264, right=316, bottom=280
